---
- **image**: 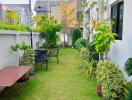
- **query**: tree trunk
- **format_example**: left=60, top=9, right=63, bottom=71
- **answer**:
left=63, top=33, right=66, bottom=47
left=99, top=53, right=101, bottom=60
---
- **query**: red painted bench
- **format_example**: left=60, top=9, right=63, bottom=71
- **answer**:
left=0, top=66, right=31, bottom=94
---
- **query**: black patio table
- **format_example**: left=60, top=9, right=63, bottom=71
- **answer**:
left=34, top=48, right=49, bottom=71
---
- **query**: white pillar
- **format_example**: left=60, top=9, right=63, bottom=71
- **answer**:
left=83, top=10, right=89, bottom=40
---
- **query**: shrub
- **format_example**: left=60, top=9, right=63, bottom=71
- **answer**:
left=40, top=23, right=62, bottom=48
left=89, top=44, right=99, bottom=68
left=80, top=48, right=90, bottom=61
left=20, top=48, right=35, bottom=73
left=126, top=90, right=132, bottom=100
left=0, top=23, right=29, bottom=32
left=11, top=42, right=30, bottom=52
left=80, top=48, right=95, bottom=78
left=125, top=58, right=132, bottom=76
left=126, top=83, right=132, bottom=100
left=89, top=44, right=99, bottom=61
left=11, top=42, right=31, bottom=65
left=45, top=24, right=62, bottom=48
left=72, top=28, right=81, bottom=47
left=81, top=60, right=95, bottom=78
left=75, top=38, right=87, bottom=51
left=96, top=60, right=126, bottom=99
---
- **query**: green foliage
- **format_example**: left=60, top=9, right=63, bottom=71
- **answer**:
left=11, top=42, right=31, bottom=52
left=19, top=42, right=31, bottom=50
left=92, top=20, right=117, bottom=59
left=11, top=44, right=20, bottom=52
left=20, top=48, right=35, bottom=73
left=0, top=23, right=29, bottom=32
left=5, top=11, right=19, bottom=24
left=88, top=44, right=99, bottom=68
left=41, top=24, right=62, bottom=48
left=126, top=90, right=132, bottom=100
left=80, top=48, right=96, bottom=78
left=33, top=14, right=62, bottom=48
left=75, top=38, right=87, bottom=51
left=81, top=0, right=97, bottom=9
left=125, top=58, right=132, bottom=76
left=33, top=14, right=58, bottom=32
left=126, top=83, right=132, bottom=100
left=0, top=12, right=29, bottom=31
left=96, top=60, right=126, bottom=99
left=72, top=28, right=81, bottom=47
left=80, top=47, right=90, bottom=61
left=33, top=14, right=57, bottom=27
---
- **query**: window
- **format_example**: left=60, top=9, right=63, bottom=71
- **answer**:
left=111, top=1, right=124, bottom=40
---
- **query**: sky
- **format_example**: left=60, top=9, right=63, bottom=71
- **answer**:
left=0, top=0, right=36, bottom=11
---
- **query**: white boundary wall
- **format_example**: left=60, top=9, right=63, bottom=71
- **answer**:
left=0, top=30, right=42, bottom=69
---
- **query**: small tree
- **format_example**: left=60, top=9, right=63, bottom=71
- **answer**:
left=44, top=24, right=62, bottom=48
left=33, top=14, right=62, bottom=48
left=72, top=28, right=81, bottom=47
left=33, top=14, right=57, bottom=27
left=60, top=0, right=76, bottom=47
left=92, top=20, right=117, bottom=60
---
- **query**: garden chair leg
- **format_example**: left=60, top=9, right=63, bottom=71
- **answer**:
left=45, top=63, right=48, bottom=71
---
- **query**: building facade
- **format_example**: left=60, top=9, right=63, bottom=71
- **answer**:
left=34, top=0, right=61, bottom=21
left=0, top=4, right=30, bottom=25
left=108, top=0, right=132, bottom=81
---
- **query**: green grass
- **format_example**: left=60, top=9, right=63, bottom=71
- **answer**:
left=0, top=48, right=100, bottom=100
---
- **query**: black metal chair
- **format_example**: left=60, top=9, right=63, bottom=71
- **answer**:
left=48, top=47, right=60, bottom=64
left=35, top=49, right=48, bottom=71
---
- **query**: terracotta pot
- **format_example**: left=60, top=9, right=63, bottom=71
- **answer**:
left=96, top=84, right=103, bottom=96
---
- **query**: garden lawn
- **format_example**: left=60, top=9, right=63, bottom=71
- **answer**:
left=0, top=48, right=100, bottom=100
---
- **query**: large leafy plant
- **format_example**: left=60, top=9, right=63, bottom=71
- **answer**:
left=125, top=58, right=132, bottom=76
left=96, top=60, right=126, bottom=99
left=11, top=42, right=31, bottom=52
left=92, top=20, right=117, bottom=59
left=11, top=42, right=31, bottom=65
